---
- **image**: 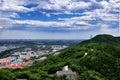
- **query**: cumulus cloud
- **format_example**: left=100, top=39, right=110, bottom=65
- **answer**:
left=10, top=13, right=20, bottom=18
left=13, top=20, right=71, bottom=27
left=0, top=0, right=119, bottom=32
left=32, top=0, right=91, bottom=13
left=0, top=0, right=31, bottom=12
left=11, top=15, right=96, bottom=31
left=0, top=26, right=3, bottom=29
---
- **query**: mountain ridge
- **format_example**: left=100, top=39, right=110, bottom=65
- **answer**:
left=80, top=34, right=120, bottom=46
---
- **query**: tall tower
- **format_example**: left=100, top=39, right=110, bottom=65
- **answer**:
left=90, top=35, right=93, bottom=39
left=90, top=35, right=93, bottom=43
left=117, top=5, right=120, bottom=36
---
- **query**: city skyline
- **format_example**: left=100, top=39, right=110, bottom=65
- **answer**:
left=0, top=0, right=119, bottom=39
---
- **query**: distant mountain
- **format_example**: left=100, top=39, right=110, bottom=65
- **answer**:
left=1, top=34, right=120, bottom=80
left=0, top=39, right=82, bottom=45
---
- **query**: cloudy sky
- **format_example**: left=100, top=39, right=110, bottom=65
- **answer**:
left=0, top=0, right=119, bottom=39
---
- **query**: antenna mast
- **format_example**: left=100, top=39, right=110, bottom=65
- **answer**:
left=118, top=8, right=120, bottom=35
left=90, top=35, right=93, bottom=43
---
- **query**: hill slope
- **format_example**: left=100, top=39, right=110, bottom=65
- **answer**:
left=81, top=34, right=120, bottom=46
left=1, top=34, right=120, bottom=80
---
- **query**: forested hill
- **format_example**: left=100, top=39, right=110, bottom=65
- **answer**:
left=80, top=34, right=120, bottom=46
left=0, top=34, right=120, bottom=80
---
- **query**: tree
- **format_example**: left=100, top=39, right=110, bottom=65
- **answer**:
left=0, top=69, right=15, bottom=80
left=78, top=70, right=106, bottom=80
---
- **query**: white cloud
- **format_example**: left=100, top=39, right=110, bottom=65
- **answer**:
left=0, top=0, right=119, bottom=33
left=100, top=0, right=109, bottom=9
left=13, top=20, right=71, bottom=27
left=67, top=25, right=90, bottom=30
left=12, top=17, right=94, bottom=30
left=0, top=0, right=31, bottom=12
left=100, top=24, right=112, bottom=32
left=0, top=26, right=3, bottom=29
left=67, top=1, right=91, bottom=10
left=10, top=13, right=20, bottom=18
left=31, top=0, right=91, bottom=14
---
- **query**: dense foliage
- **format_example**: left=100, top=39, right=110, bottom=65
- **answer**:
left=0, top=34, right=120, bottom=80
left=0, top=69, right=15, bottom=80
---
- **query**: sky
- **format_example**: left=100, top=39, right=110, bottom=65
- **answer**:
left=0, top=0, right=119, bottom=39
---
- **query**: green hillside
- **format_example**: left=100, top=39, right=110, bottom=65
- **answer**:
left=81, top=34, right=120, bottom=46
left=1, top=34, right=120, bottom=80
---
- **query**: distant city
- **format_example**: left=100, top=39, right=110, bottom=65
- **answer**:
left=0, top=39, right=82, bottom=69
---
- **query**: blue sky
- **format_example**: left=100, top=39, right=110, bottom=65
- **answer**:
left=0, top=0, right=119, bottom=39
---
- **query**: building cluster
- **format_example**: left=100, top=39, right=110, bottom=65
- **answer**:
left=52, top=45, right=68, bottom=52
left=0, top=45, right=68, bottom=69
left=12, top=48, right=48, bottom=59
left=0, top=48, right=48, bottom=69
left=0, top=56, right=33, bottom=69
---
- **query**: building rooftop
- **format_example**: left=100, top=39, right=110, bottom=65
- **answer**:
left=56, top=65, right=77, bottom=79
